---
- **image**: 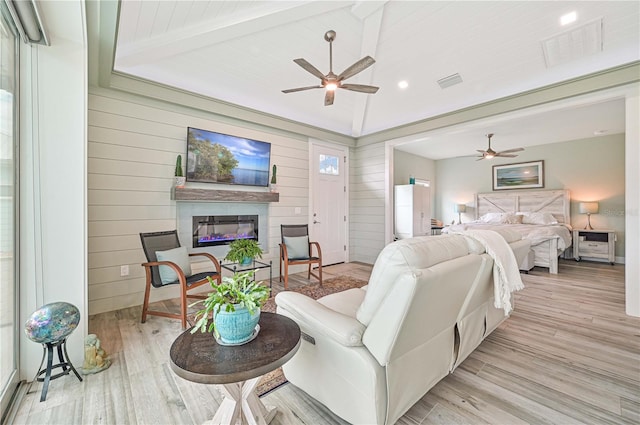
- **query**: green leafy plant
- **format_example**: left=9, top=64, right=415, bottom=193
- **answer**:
left=175, top=154, right=184, bottom=177
left=270, top=164, right=277, bottom=184
left=190, top=271, right=270, bottom=335
left=224, top=238, right=263, bottom=263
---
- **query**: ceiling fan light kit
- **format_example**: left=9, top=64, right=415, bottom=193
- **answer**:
left=282, top=30, right=379, bottom=106
left=476, top=133, right=524, bottom=161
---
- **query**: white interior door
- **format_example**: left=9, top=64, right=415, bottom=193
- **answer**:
left=310, top=142, right=347, bottom=266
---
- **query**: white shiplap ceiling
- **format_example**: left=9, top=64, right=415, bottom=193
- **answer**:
left=113, top=1, right=639, bottom=157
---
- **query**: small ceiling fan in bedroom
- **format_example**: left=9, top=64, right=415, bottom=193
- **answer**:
left=476, top=133, right=524, bottom=160
left=282, top=30, right=379, bottom=106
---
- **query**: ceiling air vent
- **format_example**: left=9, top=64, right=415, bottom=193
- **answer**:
left=541, top=18, right=603, bottom=68
left=437, top=73, right=463, bottom=89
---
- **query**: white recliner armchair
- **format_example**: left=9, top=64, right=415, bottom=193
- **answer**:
left=275, top=235, right=521, bottom=425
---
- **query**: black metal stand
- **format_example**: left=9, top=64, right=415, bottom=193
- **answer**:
left=32, top=338, right=83, bottom=402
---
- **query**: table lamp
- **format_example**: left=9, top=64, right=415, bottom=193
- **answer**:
left=455, top=203, right=466, bottom=224
left=579, top=202, right=598, bottom=230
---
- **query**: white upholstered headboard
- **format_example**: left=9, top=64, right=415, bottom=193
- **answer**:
left=475, top=189, right=571, bottom=225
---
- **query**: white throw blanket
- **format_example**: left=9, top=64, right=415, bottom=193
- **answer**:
left=450, top=229, right=524, bottom=315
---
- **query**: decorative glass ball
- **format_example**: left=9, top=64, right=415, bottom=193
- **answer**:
left=25, top=302, right=80, bottom=344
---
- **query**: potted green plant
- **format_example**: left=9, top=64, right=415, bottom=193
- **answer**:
left=270, top=164, right=277, bottom=193
left=225, top=238, right=263, bottom=265
left=175, top=154, right=186, bottom=188
left=190, top=271, right=270, bottom=344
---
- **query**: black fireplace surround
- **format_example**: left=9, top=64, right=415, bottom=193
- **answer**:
left=192, top=215, right=258, bottom=248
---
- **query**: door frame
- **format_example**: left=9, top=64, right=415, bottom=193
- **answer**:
left=308, top=138, right=350, bottom=264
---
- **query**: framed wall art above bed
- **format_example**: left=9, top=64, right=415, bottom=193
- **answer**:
left=493, top=160, right=544, bottom=190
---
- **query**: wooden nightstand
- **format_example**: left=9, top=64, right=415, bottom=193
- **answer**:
left=573, top=229, right=616, bottom=265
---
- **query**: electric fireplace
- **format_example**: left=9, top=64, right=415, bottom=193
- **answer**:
left=192, top=215, right=258, bottom=248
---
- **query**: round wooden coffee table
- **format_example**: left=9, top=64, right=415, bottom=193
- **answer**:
left=170, top=312, right=301, bottom=425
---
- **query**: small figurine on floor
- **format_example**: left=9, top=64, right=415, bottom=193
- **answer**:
left=81, top=333, right=111, bottom=375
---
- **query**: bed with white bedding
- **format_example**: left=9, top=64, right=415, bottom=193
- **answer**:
left=444, top=189, right=572, bottom=274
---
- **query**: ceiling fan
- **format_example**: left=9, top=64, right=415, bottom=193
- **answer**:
left=476, top=133, right=524, bottom=160
left=282, top=30, right=379, bottom=106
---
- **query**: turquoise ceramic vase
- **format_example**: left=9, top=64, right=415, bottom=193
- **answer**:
left=240, top=256, right=253, bottom=266
left=214, top=305, right=260, bottom=345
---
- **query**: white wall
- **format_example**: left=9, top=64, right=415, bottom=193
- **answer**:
left=349, top=143, right=386, bottom=264
left=435, top=134, right=626, bottom=260
left=19, top=0, right=87, bottom=375
left=87, top=87, right=312, bottom=314
left=393, top=149, right=436, bottom=188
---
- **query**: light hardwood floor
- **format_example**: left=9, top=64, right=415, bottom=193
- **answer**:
left=10, top=260, right=639, bottom=424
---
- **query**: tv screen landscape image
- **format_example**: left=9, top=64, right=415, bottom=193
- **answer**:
left=186, top=127, right=271, bottom=187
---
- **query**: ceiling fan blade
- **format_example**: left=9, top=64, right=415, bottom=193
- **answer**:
left=337, top=56, right=375, bottom=81
left=476, top=157, right=486, bottom=161
left=293, top=58, right=326, bottom=80
left=476, top=150, right=487, bottom=154
left=498, top=147, right=525, bottom=154
left=324, top=90, right=335, bottom=106
left=495, top=153, right=518, bottom=158
left=282, top=85, right=323, bottom=94
left=340, top=83, right=379, bottom=94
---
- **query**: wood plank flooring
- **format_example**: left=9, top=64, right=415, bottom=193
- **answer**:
left=10, top=260, right=639, bottom=424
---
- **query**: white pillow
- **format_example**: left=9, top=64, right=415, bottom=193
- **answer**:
left=479, top=212, right=508, bottom=224
left=519, top=211, right=558, bottom=225
left=156, top=246, right=192, bottom=284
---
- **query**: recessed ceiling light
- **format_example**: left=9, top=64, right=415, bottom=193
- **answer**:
left=560, top=11, right=577, bottom=26
left=593, top=129, right=608, bottom=136
left=398, top=80, right=409, bottom=89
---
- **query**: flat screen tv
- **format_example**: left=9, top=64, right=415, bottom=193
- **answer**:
left=186, top=127, right=271, bottom=187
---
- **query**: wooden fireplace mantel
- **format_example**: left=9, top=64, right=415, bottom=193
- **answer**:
left=172, top=187, right=279, bottom=203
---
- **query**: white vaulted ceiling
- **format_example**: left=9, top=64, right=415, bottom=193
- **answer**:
left=112, top=1, right=639, bottom=155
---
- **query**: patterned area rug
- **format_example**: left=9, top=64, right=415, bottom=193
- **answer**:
left=188, top=275, right=368, bottom=396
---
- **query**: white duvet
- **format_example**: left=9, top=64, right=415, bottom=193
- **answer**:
left=444, top=222, right=572, bottom=249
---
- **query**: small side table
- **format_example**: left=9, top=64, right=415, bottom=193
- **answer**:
left=573, top=229, right=616, bottom=265
left=170, top=312, right=300, bottom=425
left=221, top=259, right=273, bottom=288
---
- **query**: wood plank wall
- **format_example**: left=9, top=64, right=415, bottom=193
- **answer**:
left=349, top=143, right=387, bottom=263
left=87, top=88, right=312, bottom=314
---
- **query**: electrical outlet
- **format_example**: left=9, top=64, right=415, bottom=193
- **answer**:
left=294, top=207, right=301, bottom=215
left=120, top=265, right=130, bottom=277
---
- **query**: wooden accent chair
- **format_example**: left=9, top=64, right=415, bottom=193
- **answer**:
left=139, top=230, right=221, bottom=329
left=279, top=224, right=322, bottom=290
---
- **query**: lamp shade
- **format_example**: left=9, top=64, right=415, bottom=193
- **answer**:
left=579, top=202, right=599, bottom=214
left=455, top=204, right=467, bottom=213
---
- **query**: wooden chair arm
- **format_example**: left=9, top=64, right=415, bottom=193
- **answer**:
left=141, top=260, right=188, bottom=287
left=310, top=241, right=322, bottom=260
left=189, top=252, right=222, bottom=273
left=279, top=243, right=289, bottom=261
